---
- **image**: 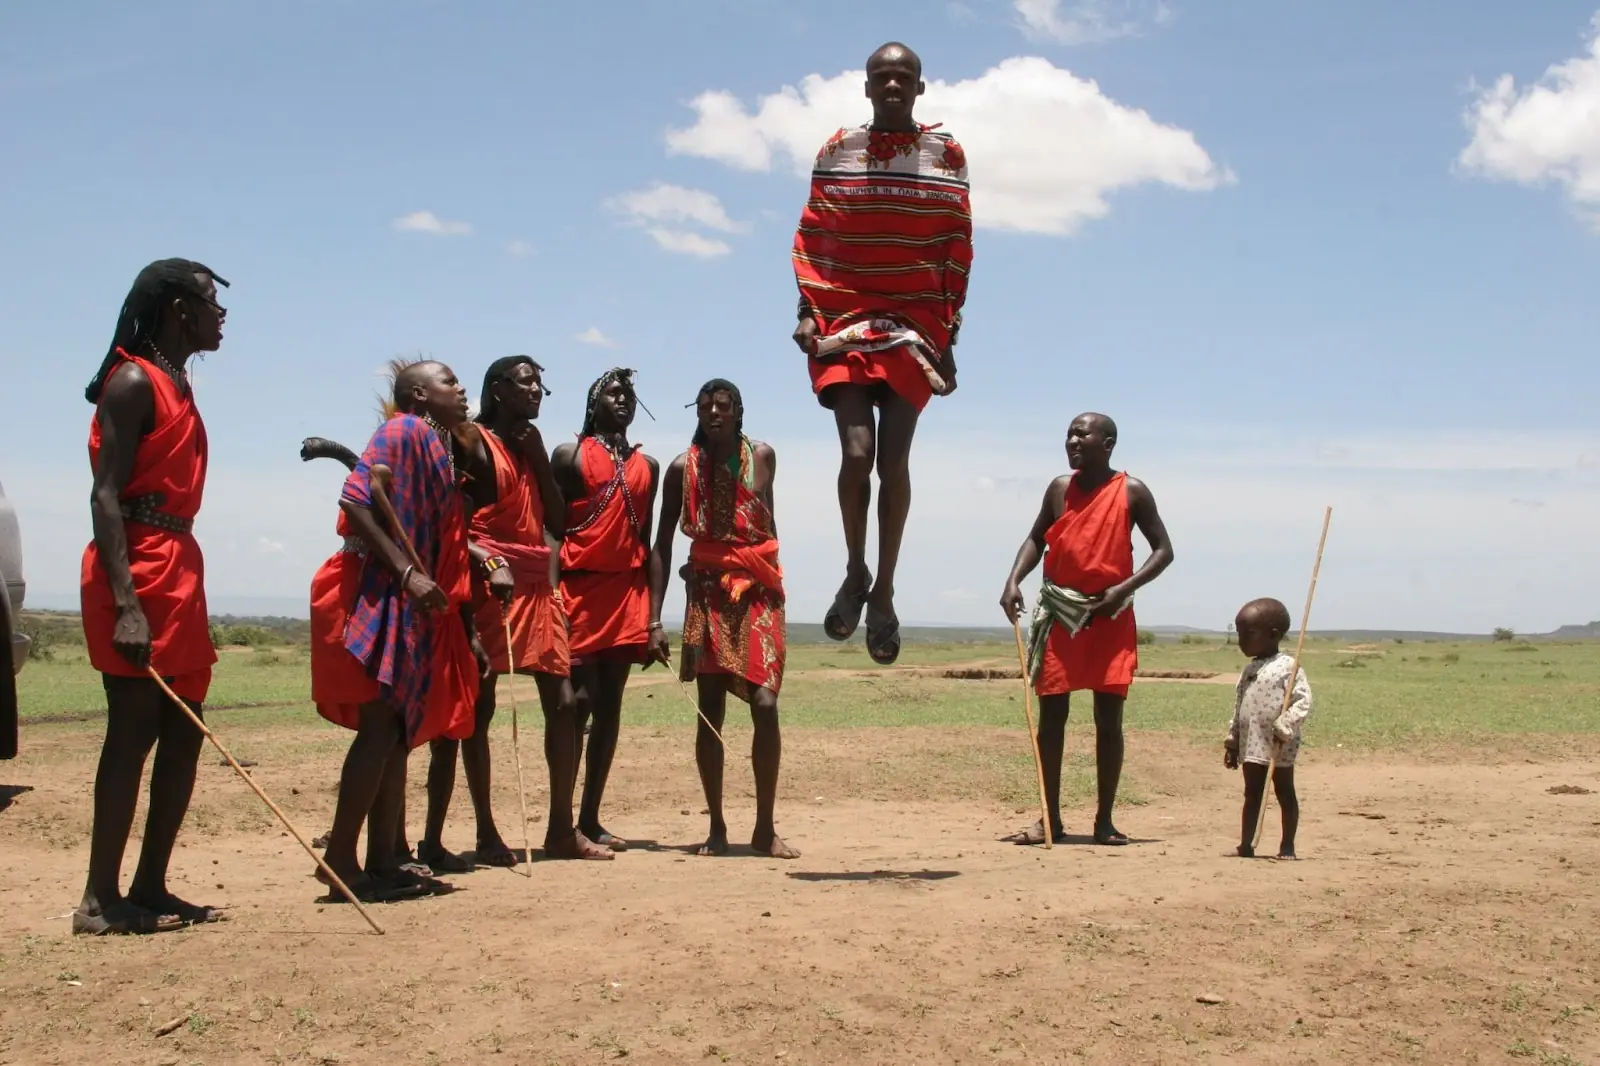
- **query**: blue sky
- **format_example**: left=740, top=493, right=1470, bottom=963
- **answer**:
left=4, top=0, right=1598, bottom=632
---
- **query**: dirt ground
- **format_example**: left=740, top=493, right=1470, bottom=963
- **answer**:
left=2, top=717, right=1598, bottom=1065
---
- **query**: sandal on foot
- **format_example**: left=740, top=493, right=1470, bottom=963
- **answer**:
left=416, top=841, right=473, bottom=874
left=590, top=831, right=629, bottom=853
left=824, top=576, right=871, bottom=642
left=385, top=868, right=457, bottom=897
left=1093, top=823, right=1130, bottom=846
left=321, top=875, right=427, bottom=905
left=129, top=894, right=227, bottom=926
left=72, top=902, right=184, bottom=936
left=1004, top=820, right=1067, bottom=846
left=865, top=605, right=902, bottom=666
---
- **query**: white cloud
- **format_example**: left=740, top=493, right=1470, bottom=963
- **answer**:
left=1459, top=15, right=1600, bottom=229
left=645, top=228, right=733, bottom=257
left=1014, top=0, right=1172, bottom=45
left=505, top=239, right=534, bottom=257
left=574, top=327, right=618, bottom=348
left=607, top=183, right=748, bottom=233
left=391, top=210, right=472, bottom=236
left=665, top=56, right=1231, bottom=235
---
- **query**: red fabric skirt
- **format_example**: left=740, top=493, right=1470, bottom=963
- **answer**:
left=809, top=347, right=933, bottom=413
left=560, top=568, right=649, bottom=663
left=1034, top=610, right=1138, bottom=699
left=474, top=586, right=570, bottom=677
left=310, top=553, right=477, bottom=746
left=81, top=529, right=216, bottom=701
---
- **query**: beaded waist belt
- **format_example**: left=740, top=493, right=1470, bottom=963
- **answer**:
left=119, top=494, right=193, bottom=534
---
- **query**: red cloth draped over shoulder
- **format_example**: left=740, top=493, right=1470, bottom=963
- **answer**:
left=794, top=125, right=972, bottom=412
left=471, top=427, right=569, bottom=676
left=1036, top=472, right=1138, bottom=698
left=559, top=437, right=651, bottom=660
left=80, top=350, right=215, bottom=702
left=679, top=439, right=786, bottom=700
left=309, top=414, right=477, bottom=748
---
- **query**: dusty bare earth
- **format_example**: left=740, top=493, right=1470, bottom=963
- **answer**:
left=2, top=720, right=1598, bottom=1065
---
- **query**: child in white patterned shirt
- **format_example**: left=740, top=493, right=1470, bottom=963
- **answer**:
left=1224, top=597, right=1313, bottom=859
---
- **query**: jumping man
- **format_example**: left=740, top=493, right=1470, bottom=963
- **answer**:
left=552, top=368, right=659, bottom=853
left=308, top=361, right=490, bottom=901
left=649, top=380, right=798, bottom=859
left=793, top=41, right=972, bottom=665
left=75, top=259, right=229, bottom=935
left=1001, top=414, right=1174, bottom=846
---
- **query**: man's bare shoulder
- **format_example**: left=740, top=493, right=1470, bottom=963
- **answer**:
left=1123, top=474, right=1156, bottom=503
left=750, top=440, right=776, bottom=464
left=667, top=451, right=689, bottom=475
left=98, top=359, right=154, bottom=406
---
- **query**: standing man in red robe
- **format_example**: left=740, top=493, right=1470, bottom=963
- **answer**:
left=75, top=259, right=229, bottom=935
left=1000, top=414, right=1174, bottom=847
left=793, top=41, right=972, bottom=665
left=648, top=379, right=798, bottom=860
left=308, top=361, right=489, bottom=901
left=420, top=357, right=613, bottom=866
left=552, top=368, right=659, bottom=853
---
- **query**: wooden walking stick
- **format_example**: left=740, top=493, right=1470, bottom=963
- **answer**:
left=1011, top=618, right=1054, bottom=850
left=502, top=612, right=536, bottom=878
left=1253, top=506, right=1332, bottom=852
left=144, top=668, right=384, bottom=935
left=367, top=464, right=427, bottom=576
left=672, top=672, right=727, bottom=749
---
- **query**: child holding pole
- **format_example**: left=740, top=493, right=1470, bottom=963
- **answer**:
left=1224, top=597, right=1313, bottom=859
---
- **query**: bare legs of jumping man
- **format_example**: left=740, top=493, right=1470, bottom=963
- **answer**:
left=76, top=675, right=215, bottom=934
left=692, top=675, right=797, bottom=859
left=319, top=699, right=429, bottom=900
left=1034, top=691, right=1129, bottom=845
left=825, top=386, right=919, bottom=664
left=421, top=677, right=513, bottom=871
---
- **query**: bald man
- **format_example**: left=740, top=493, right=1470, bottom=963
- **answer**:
left=1000, top=413, right=1174, bottom=847
left=793, top=41, right=973, bottom=666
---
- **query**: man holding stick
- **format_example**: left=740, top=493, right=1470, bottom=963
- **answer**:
left=421, top=357, right=612, bottom=865
left=1000, top=413, right=1174, bottom=847
left=308, top=361, right=489, bottom=901
left=74, top=259, right=229, bottom=935
left=552, top=369, right=659, bottom=853
left=648, top=380, right=797, bottom=859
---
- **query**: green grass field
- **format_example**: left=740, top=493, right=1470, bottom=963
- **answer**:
left=16, top=612, right=1600, bottom=751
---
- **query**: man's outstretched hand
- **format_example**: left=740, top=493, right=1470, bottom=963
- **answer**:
left=999, top=582, right=1026, bottom=625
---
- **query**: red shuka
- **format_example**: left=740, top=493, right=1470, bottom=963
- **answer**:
left=1035, top=472, right=1138, bottom=698
left=80, top=350, right=215, bottom=702
left=559, top=438, right=651, bottom=661
left=471, top=428, right=569, bottom=677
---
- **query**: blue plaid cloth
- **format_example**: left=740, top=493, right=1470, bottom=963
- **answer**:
left=341, top=414, right=457, bottom=744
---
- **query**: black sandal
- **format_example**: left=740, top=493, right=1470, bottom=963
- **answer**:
left=865, top=604, right=902, bottom=666
left=824, top=575, right=871, bottom=642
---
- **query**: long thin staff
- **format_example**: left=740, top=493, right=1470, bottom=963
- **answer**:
left=144, top=668, right=384, bottom=934
left=503, top=613, right=535, bottom=878
left=367, top=464, right=427, bottom=577
left=671, top=672, right=727, bottom=749
left=1253, top=506, right=1333, bottom=851
left=1011, top=619, right=1054, bottom=850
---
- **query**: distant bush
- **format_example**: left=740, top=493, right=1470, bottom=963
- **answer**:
left=1136, top=630, right=1156, bottom=646
left=1180, top=634, right=1207, bottom=645
left=1442, top=651, right=1461, bottom=665
left=1492, top=627, right=1515, bottom=643
left=1335, top=657, right=1367, bottom=669
left=211, top=624, right=272, bottom=648
left=1504, top=642, right=1537, bottom=653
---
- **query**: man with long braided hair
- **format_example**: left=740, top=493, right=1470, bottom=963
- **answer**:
left=649, top=379, right=797, bottom=859
left=75, top=259, right=229, bottom=935
left=551, top=368, right=659, bottom=852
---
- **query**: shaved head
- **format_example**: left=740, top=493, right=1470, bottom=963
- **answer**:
left=1075, top=412, right=1118, bottom=440
left=1240, top=597, right=1292, bottom=635
left=868, top=41, right=922, bottom=76
left=392, top=360, right=445, bottom=412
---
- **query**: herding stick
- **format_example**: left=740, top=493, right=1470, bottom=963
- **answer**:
left=1011, top=619, right=1054, bottom=850
left=1253, top=506, right=1332, bottom=852
left=143, top=668, right=384, bottom=935
left=672, top=672, right=727, bottom=749
left=366, top=464, right=427, bottom=578
left=503, top=612, right=536, bottom=878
